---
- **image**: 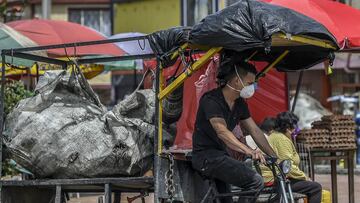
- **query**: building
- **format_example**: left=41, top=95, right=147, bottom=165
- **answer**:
left=29, top=0, right=111, bottom=36
left=4, top=0, right=360, bottom=37
left=2, top=0, right=112, bottom=36
left=1, top=0, right=115, bottom=105
left=112, top=0, right=242, bottom=34
left=287, top=54, right=360, bottom=113
left=1, top=0, right=27, bottom=22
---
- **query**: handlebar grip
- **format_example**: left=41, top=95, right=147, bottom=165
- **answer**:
left=263, top=155, right=278, bottom=164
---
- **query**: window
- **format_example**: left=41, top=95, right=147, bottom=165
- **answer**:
left=69, top=9, right=111, bottom=37
left=182, top=0, right=219, bottom=26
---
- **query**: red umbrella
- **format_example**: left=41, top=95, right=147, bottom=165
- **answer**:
left=7, top=19, right=125, bottom=57
left=265, top=0, right=360, bottom=50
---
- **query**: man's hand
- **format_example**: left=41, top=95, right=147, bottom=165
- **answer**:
left=249, top=148, right=266, bottom=164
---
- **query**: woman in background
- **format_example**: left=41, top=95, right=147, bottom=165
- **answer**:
left=261, top=112, right=322, bottom=203
left=246, top=117, right=275, bottom=150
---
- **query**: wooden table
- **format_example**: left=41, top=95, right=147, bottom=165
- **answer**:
left=309, top=148, right=356, bottom=203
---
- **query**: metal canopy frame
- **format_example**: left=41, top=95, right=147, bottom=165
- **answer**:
left=152, top=35, right=336, bottom=202
left=0, top=33, right=337, bottom=203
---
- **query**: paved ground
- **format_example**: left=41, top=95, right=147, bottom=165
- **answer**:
left=68, top=174, right=360, bottom=203
left=315, top=174, right=360, bottom=203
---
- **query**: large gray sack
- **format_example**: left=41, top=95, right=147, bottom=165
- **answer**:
left=4, top=70, right=161, bottom=178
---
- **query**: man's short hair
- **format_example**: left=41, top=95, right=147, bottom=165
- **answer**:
left=217, top=59, right=257, bottom=87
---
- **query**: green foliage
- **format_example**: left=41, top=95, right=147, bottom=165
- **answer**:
left=0, top=1, right=7, bottom=15
left=2, top=160, right=18, bottom=176
left=1, top=80, right=33, bottom=177
left=3, top=80, right=33, bottom=115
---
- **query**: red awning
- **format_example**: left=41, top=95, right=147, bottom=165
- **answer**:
left=27, top=0, right=110, bottom=4
left=7, top=19, right=125, bottom=57
left=265, top=0, right=360, bottom=50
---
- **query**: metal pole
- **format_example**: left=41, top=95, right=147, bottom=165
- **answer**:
left=279, top=179, right=289, bottom=203
left=212, top=0, right=217, bottom=13
left=154, top=59, right=160, bottom=203
left=62, top=63, right=67, bottom=71
left=114, top=192, right=121, bottom=203
left=73, top=54, right=155, bottom=65
left=2, top=36, right=149, bottom=54
left=42, top=0, right=51, bottom=20
left=2, top=52, right=154, bottom=68
left=110, top=0, right=114, bottom=35
left=5, top=52, right=67, bottom=67
left=285, top=73, right=291, bottom=111
left=0, top=54, right=6, bottom=179
left=348, top=150, right=355, bottom=203
left=158, top=47, right=221, bottom=100
left=105, top=183, right=112, bottom=203
left=133, top=68, right=137, bottom=90
left=26, top=67, right=30, bottom=91
left=55, top=185, right=62, bottom=203
left=35, top=62, right=40, bottom=83
left=256, top=50, right=290, bottom=80
left=291, top=70, right=304, bottom=113
left=182, top=0, right=188, bottom=26
left=286, top=181, right=295, bottom=203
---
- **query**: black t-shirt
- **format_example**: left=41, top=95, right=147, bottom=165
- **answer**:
left=192, top=87, right=251, bottom=159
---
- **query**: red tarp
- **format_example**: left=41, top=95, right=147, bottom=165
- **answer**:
left=172, top=61, right=288, bottom=149
left=145, top=58, right=288, bottom=149
left=173, top=58, right=219, bottom=149
left=248, top=62, right=288, bottom=125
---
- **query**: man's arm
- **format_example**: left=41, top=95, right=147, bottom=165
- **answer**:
left=210, top=117, right=265, bottom=162
left=240, top=117, right=277, bottom=157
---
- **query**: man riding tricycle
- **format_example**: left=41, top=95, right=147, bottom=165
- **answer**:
left=147, top=0, right=338, bottom=202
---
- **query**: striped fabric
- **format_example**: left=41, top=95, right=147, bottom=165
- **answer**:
left=261, top=132, right=307, bottom=183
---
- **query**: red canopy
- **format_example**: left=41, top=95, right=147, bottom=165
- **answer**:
left=265, top=0, right=360, bottom=49
left=7, top=19, right=125, bottom=57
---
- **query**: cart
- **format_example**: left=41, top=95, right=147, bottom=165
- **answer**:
left=0, top=1, right=341, bottom=202
left=0, top=37, right=156, bottom=203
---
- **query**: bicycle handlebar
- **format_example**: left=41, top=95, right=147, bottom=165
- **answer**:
left=264, top=155, right=277, bottom=164
left=245, top=154, right=277, bottom=165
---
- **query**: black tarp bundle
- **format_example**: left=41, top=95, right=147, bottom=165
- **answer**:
left=147, top=0, right=338, bottom=71
left=147, top=27, right=191, bottom=67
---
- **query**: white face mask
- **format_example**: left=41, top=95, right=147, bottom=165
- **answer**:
left=226, top=67, right=256, bottom=99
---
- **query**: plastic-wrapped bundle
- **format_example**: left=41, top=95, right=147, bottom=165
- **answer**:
left=291, top=93, right=332, bottom=129
left=4, top=70, right=170, bottom=178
